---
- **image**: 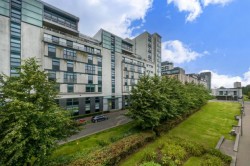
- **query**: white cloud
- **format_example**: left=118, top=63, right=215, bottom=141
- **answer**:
left=43, top=0, right=153, bottom=37
left=202, top=0, right=233, bottom=7
left=167, top=0, right=202, bottom=22
left=200, top=69, right=250, bottom=88
left=161, top=40, right=203, bottom=64
left=167, top=0, right=233, bottom=22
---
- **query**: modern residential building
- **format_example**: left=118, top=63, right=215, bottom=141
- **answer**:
left=200, top=72, right=212, bottom=90
left=161, top=61, right=209, bottom=88
left=0, top=0, right=161, bottom=115
left=212, top=82, right=242, bottom=100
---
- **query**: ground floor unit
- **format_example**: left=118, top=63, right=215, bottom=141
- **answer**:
left=56, top=95, right=130, bottom=115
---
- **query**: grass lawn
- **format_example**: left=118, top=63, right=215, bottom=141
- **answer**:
left=49, top=122, right=137, bottom=165
left=120, top=102, right=240, bottom=166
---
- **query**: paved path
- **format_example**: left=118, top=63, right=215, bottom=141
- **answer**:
left=236, top=101, right=250, bottom=166
left=59, top=110, right=131, bottom=144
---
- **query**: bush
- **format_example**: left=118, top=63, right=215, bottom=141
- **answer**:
left=69, top=132, right=155, bottom=166
left=201, top=154, right=224, bottom=166
left=96, top=140, right=109, bottom=147
left=206, top=149, right=232, bottom=164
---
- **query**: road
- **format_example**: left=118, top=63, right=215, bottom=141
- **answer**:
left=59, top=110, right=131, bottom=144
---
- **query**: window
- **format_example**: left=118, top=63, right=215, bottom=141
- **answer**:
left=98, top=84, right=102, bottom=92
left=86, top=64, right=95, bottom=74
left=85, top=98, right=91, bottom=114
left=88, top=75, right=93, bottom=84
left=97, top=57, right=102, bottom=66
left=67, top=61, right=74, bottom=72
left=95, top=97, right=100, bottom=112
left=52, top=59, right=60, bottom=71
left=86, top=46, right=94, bottom=54
left=67, top=40, right=73, bottom=47
left=48, top=71, right=56, bottom=81
left=48, top=44, right=56, bottom=57
left=88, top=54, right=93, bottom=64
left=131, top=72, right=134, bottom=79
left=64, top=48, right=76, bottom=60
left=130, top=65, right=135, bottom=72
left=52, top=36, right=59, bottom=44
left=125, top=71, right=129, bottom=78
left=64, top=73, right=77, bottom=83
left=98, top=76, right=102, bottom=84
left=67, top=84, right=74, bottom=93
left=86, top=84, right=95, bottom=92
left=124, top=79, right=128, bottom=86
left=66, top=98, right=79, bottom=115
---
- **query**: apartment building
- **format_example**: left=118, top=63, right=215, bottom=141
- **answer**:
left=0, top=0, right=161, bottom=115
left=161, top=61, right=210, bottom=89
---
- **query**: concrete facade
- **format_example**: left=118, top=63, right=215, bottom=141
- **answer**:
left=0, top=0, right=161, bottom=115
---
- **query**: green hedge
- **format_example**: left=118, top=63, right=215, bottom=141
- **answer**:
left=69, top=132, right=156, bottom=166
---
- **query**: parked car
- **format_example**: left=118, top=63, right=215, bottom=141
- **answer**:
left=91, top=115, right=108, bottom=123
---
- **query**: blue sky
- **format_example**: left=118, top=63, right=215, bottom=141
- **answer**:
left=44, top=0, right=250, bottom=88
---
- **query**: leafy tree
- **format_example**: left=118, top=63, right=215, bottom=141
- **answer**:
left=128, top=75, right=209, bottom=130
left=0, top=58, right=78, bottom=165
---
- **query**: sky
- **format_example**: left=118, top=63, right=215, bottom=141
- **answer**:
left=43, top=0, right=250, bottom=88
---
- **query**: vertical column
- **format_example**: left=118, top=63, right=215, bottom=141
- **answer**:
left=9, top=0, right=22, bottom=76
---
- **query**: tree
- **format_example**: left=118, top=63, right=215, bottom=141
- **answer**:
left=127, top=75, right=209, bottom=130
left=0, top=58, right=78, bottom=165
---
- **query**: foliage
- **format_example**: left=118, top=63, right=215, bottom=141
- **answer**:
left=127, top=75, right=210, bottom=130
left=49, top=122, right=137, bottom=165
left=242, top=84, right=250, bottom=95
left=69, top=132, right=155, bottom=166
left=139, top=137, right=230, bottom=166
left=121, top=102, right=238, bottom=166
left=200, top=154, right=224, bottom=166
left=0, top=58, right=78, bottom=165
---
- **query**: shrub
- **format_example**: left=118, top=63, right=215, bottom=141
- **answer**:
left=201, top=154, right=224, bottom=166
left=206, top=149, right=232, bottom=164
left=96, top=140, right=109, bottom=147
left=69, top=132, right=155, bottom=166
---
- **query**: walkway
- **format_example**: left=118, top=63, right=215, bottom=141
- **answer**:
left=59, top=110, right=131, bottom=144
left=236, top=101, right=250, bottom=166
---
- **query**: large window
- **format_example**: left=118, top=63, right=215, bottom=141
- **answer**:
left=66, top=98, right=79, bottom=115
left=52, top=36, right=59, bottom=44
left=48, top=44, right=56, bottom=57
left=67, top=61, right=74, bottom=72
left=48, top=71, right=56, bottom=81
left=64, top=48, right=76, bottom=60
left=97, top=57, right=102, bottom=66
left=52, top=59, right=60, bottom=71
left=67, top=84, right=74, bottom=93
left=88, top=54, right=93, bottom=64
left=86, top=64, right=95, bottom=74
left=64, top=73, right=77, bottom=83
left=86, top=84, right=95, bottom=92
left=95, top=97, right=100, bottom=112
left=88, top=75, right=93, bottom=84
left=85, top=97, right=91, bottom=114
left=98, top=84, right=102, bottom=92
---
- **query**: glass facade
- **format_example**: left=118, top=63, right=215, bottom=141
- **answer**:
left=10, top=0, right=22, bottom=76
left=22, top=0, right=43, bottom=27
left=0, top=0, right=10, bottom=17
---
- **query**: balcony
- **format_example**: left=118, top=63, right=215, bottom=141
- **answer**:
left=64, top=78, right=77, bottom=83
